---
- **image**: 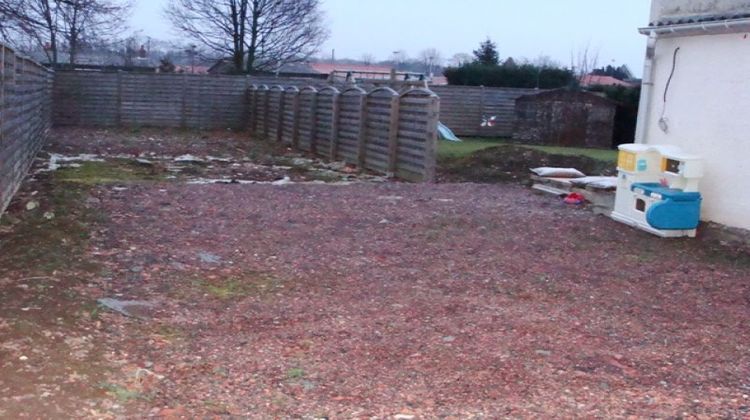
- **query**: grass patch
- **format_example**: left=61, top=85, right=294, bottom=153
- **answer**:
left=438, top=138, right=507, bottom=160
left=286, top=367, right=306, bottom=380
left=521, top=144, right=617, bottom=162
left=197, top=273, right=283, bottom=300
left=438, top=138, right=617, bottom=163
left=55, top=160, right=166, bottom=185
left=98, top=383, right=144, bottom=403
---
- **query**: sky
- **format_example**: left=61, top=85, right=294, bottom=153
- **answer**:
left=130, top=0, right=653, bottom=76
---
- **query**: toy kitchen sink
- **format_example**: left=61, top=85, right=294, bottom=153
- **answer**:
left=611, top=144, right=704, bottom=238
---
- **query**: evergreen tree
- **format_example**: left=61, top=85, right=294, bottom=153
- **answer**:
left=473, top=38, right=499, bottom=66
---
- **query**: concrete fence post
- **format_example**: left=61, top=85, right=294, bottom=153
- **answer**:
left=387, top=93, right=401, bottom=176
left=291, top=89, right=301, bottom=147
left=276, top=89, right=285, bottom=143
left=356, top=91, right=369, bottom=169
left=309, top=89, right=319, bottom=155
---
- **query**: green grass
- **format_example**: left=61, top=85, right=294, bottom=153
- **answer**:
left=438, top=138, right=507, bottom=159
left=522, top=144, right=618, bottom=162
left=438, top=138, right=618, bottom=162
left=55, top=160, right=165, bottom=185
left=196, top=272, right=284, bottom=300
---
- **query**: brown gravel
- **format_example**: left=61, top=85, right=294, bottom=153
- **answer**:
left=1, top=129, right=750, bottom=418
left=87, top=182, right=750, bottom=418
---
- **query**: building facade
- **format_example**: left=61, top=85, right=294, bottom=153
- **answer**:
left=637, top=0, right=750, bottom=230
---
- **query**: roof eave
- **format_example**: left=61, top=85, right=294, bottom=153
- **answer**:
left=639, top=17, right=750, bottom=37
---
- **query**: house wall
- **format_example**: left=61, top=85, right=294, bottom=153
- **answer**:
left=639, top=31, right=750, bottom=230
left=651, top=0, right=750, bottom=22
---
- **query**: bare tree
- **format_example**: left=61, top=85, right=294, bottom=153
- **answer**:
left=418, top=48, right=442, bottom=75
left=390, top=50, right=407, bottom=69
left=0, top=0, right=131, bottom=65
left=360, top=53, right=374, bottom=66
left=570, top=43, right=600, bottom=84
left=533, top=54, right=561, bottom=69
left=165, top=0, right=328, bottom=73
left=448, top=52, right=472, bottom=67
left=59, top=0, right=131, bottom=65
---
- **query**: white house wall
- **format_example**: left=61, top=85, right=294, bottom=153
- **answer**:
left=651, top=0, right=750, bottom=22
left=640, top=32, right=750, bottom=230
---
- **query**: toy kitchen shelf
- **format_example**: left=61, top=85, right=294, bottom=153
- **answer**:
left=611, top=144, right=704, bottom=238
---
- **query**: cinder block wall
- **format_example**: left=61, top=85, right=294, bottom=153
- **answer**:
left=0, top=44, right=54, bottom=217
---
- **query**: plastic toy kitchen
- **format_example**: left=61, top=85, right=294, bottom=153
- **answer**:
left=611, top=144, right=704, bottom=238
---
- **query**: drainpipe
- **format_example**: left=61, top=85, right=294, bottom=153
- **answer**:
left=634, top=31, right=657, bottom=144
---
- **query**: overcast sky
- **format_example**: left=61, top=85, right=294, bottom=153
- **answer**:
left=131, top=0, right=652, bottom=76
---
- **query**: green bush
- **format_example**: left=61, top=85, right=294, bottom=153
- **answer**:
left=443, top=63, right=575, bottom=89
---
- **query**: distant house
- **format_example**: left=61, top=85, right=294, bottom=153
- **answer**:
left=207, top=58, right=237, bottom=75
left=580, top=74, right=638, bottom=88
left=174, top=65, right=210, bottom=75
left=636, top=0, right=750, bottom=230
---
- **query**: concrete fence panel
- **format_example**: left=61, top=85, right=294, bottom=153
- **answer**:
left=248, top=83, right=438, bottom=182
left=395, top=88, right=439, bottom=181
left=281, top=86, right=299, bottom=146
left=54, top=70, right=251, bottom=130
left=314, top=87, right=340, bottom=159
left=297, top=87, right=318, bottom=152
left=335, top=87, right=366, bottom=164
left=0, top=44, right=53, bottom=217
left=363, top=87, right=399, bottom=174
left=266, top=86, right=284, bottom=143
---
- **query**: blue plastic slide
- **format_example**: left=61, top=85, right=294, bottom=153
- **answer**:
left=438, top=122, right=461, bottom=142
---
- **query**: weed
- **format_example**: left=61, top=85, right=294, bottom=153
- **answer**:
left=98, top=382, right=143, bottom=403
left=197, top=272, right=283, bottom=300
left=286, top=367, right=305, bottom=380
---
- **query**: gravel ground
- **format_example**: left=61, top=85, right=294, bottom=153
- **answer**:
left=83, top=182, right=750, bottom=418
left=1, top=129, right=749, bottom=418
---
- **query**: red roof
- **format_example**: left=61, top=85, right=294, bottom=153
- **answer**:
left=580, top=74, right=636, bottom=88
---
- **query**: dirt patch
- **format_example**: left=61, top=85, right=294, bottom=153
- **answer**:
left=43, top=127, right=386, bottom=185
left=0, top=172, right=135, bottom=418
left=439, top=144, right=616, bottom=183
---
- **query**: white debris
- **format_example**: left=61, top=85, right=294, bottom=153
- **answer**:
left=187, top=178, right=258, bottom=185
left=43, top=153, right=105, bottom=172
left=271, top=176, right=292, bottom=186
left=186, top=178, right=354, bottom=186
left=173, top=154, right=204, bottom=163
left=378, top=195, right=403, bottom=201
